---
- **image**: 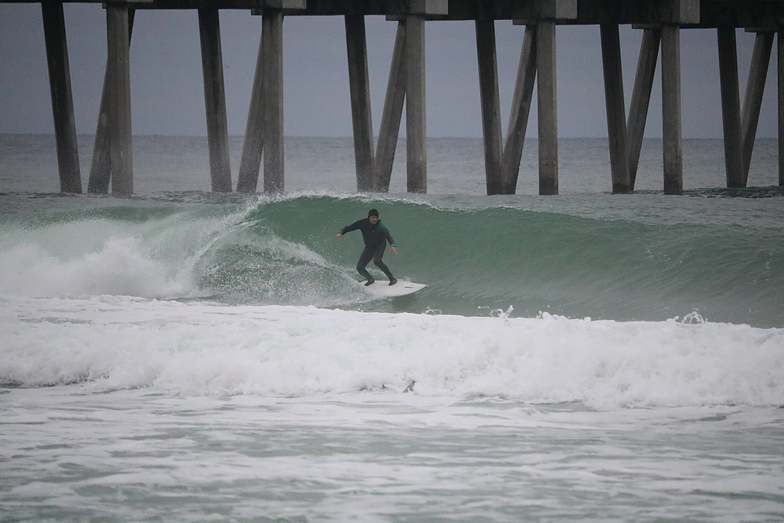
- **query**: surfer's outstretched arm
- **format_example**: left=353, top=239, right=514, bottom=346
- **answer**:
left=341, top=220, right=364, bottom=234
left=336, top=219, right=364, bottom=239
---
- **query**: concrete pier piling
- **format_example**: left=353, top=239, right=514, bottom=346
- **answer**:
left=475, top=19, right=503, bottom=195
left=405, top=14, right=427, bottom=193
left=627, top=28, right=659, bottom=189
left=345, top=15, right=374, bottom=192
left=236, top=20, right=265, bottom=193
left=106, top=3, right=133, bottom=197
left=13, top=0, right=784, bottom=196
left=502, top=25, right=536, bottom=195
left=88, top=9, right=134, bottom=194
left=374, top=21, right=407, bottom=192
left=41, top=0, right=81, bottom=194
left=780, top=31, right=784, bottom=187
left=717, top=26, right=744, bottom=189
left=741, top=32, right=773, bottom=186
left=199, top=7, right=232, bottom=192
left=661, top=24, right=682, bottom=195
left=600, top=23, right=631, bottom=194
left=262, top=9, right=284, bottom=193
left=537, top=21, right=558, bottom=196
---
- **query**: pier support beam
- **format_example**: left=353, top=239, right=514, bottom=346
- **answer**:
left=475, top=19, right=503, bottom=195
left=741, top=31, right=774, bottom=186
left=199, top=8, right=232, bottom=192
left=237, top=20, right=265, bottom=193
left=661, top=25, right=682, bottom=195
left=374, top=21, right=406, bottom=192
left=717, top=26, right=744, bottom=188
left=345, top=15, right=375, bottom=192
left=88, top=10, right=133, bottom=194
left=780, top=31, right=784, bottom=186
left=41, top=0, right=81, bottom=194
left=106, top=3, right=133, bottom=197
left=502, top=25, right=536, bottom=194
left=262, top=10, right=284, bottom=193
left=627, top=28, right=659, bottom=189
left=537, top=21, right=558, bottom=195
left=600, top=23, right=631, bottom=193
left=405, top=14, right=426, bottom=193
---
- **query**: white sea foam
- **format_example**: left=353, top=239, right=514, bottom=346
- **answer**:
left=1, top=295, right=782, bottom=408
left=0, top=211, right=241, bottom=299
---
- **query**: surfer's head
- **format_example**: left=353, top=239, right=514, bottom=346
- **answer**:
left=368, top=209, right=380, bottom=224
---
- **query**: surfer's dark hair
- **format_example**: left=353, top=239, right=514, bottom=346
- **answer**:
left=368, top=209, right=379, bottom=217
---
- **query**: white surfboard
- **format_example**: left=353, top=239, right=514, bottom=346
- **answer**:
left=360, top=280, right=427, bottom=298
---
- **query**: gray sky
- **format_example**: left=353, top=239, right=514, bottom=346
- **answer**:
left=0, top=4, right=778, bottom=138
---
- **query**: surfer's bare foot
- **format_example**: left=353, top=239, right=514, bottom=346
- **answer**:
left=364, top=279, right=375, bottom=286
left=389, top=278, right=397, bottom=286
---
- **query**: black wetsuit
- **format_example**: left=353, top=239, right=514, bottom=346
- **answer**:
left=340, top=218, right=396, bottom=281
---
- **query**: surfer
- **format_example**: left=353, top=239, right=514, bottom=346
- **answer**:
left=336, top=209, right=398, bottom=286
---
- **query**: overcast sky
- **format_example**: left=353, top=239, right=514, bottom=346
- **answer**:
left=0, top=4, right=778, bottom=138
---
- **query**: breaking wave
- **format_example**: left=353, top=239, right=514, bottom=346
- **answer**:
left=0, top=194, right=782, bottom=325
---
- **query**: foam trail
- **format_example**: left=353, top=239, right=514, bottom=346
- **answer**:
left=2, top=296, right=782, bottom=409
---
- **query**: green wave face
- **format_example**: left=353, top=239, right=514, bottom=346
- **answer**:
left=1, top=194, right=782, bottom=326
left=196, top=196, right=784, bottom=326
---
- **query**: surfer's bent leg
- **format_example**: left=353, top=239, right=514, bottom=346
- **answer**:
left=372, top=245, right=394, bottom=280
left=356, top=247, right=374, bottom=281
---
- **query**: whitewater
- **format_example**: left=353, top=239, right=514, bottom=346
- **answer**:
left=2, top=137, right=784, bottom=520
left=3, top=290, right=784, bottom=520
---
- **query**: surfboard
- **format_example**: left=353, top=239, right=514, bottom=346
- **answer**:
left=360, top=280, right=427, bottom=298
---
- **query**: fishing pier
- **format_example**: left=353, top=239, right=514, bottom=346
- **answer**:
left=4, top=0, right=784, bottom=195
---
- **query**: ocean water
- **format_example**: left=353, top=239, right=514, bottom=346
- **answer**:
left=1, top=134, right=783, bottom=521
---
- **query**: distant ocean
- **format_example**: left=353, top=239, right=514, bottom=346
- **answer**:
left=1, top=134, right=783, bottom=521
left=1, top=134, right=781, bottom=193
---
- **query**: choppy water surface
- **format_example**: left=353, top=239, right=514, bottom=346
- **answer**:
left=4, top=388, right=783, bottom=521
left=1, top=136, right=783, bottom=521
